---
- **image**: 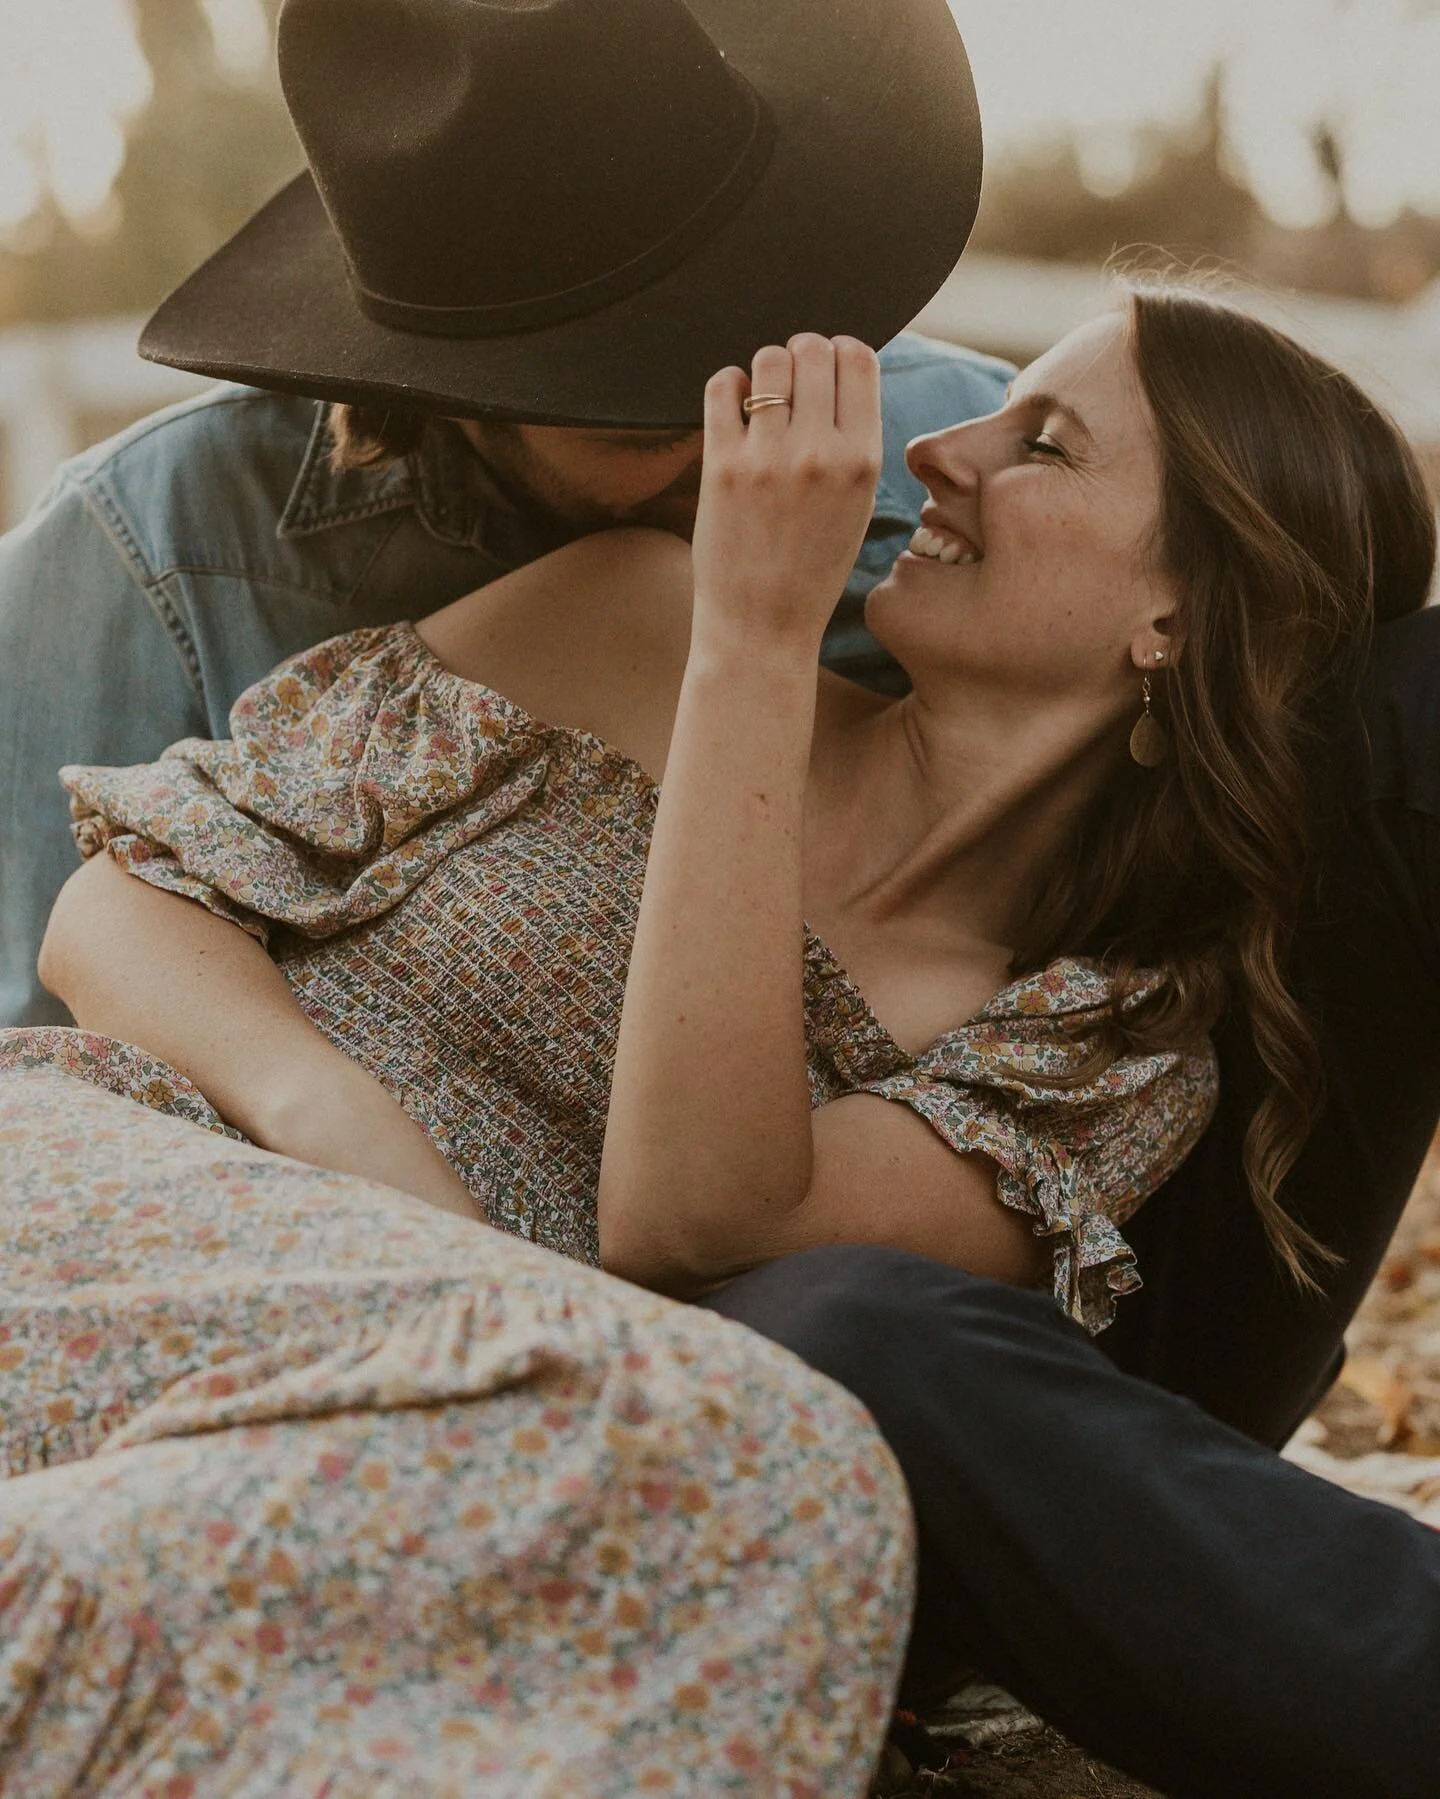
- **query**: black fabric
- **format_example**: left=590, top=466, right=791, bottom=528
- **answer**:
left=704, top=609, right=1440, bottom=1793
left=283, top=0, right=777, bottom=333
left=139, top=0, right=982, bottom=426
left=704, top=1245, right=1440, bottom=1799
left=1105, top=604, right=1440, bottom=1444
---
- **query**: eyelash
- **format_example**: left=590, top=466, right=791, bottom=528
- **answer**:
left=1022, top=434, right=1065, bottom=460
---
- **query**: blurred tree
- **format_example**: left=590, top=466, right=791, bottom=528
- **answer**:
left=0, top=0, right=299, bottom=325
left=0, top=12, right=1435, bottom=325
left=971, top=70, right=1440, bottom=303
left=974, top=75, right=1256, bottom=267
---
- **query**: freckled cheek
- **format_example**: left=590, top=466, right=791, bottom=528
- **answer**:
left=989, top=492, right=1080, bottom=562
left=984, top=515, right=1096, bottom=603
left=998, top=519, right=1139, bottom=654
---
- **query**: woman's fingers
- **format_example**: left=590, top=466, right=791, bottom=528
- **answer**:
left=704, top=364, right=750, bottom=455
left=709, top=335, right=876, bottom=486
left=743, top=344, right=795, bottom=437
left=693, top=334, right=884, bottom=648
left=833, top=336, right=881, bottom=450
left=787, top=333, right=836, bottom=435
left=714, top=336, right=876, bottom=446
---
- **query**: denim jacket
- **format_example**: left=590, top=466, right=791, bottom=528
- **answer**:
left=0, top=332, right=1010, bottom=1024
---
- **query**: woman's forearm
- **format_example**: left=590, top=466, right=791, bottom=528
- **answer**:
left=599, top=335, right=882, bottom=1293
left=40, top=855, right=479, bottom=1218
left=599, top=641, right=820, bottom=1289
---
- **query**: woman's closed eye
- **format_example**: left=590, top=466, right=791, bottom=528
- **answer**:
left=1022, top=432, right=1067, bottom=461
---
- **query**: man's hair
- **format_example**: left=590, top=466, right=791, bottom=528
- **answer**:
left=326, top=402, right=431, bottom=471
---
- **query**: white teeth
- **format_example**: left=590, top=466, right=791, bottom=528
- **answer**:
left=907, top=524, right=982, bottom=565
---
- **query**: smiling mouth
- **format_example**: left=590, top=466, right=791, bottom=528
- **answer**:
left=906, top=524, right=982, bottom=566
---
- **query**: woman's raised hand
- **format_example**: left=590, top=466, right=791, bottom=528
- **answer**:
left=690, top=334, right=882, bottom=655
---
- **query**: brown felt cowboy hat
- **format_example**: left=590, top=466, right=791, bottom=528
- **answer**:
left=140, top=0, right=982, bottom=427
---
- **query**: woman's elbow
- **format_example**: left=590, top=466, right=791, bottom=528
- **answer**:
left=35, top=917, right=62, bottom=999
left=36, top=862, right=95, bottom=1000
left=597, top=1202, right=674, bottom=1292
left=597, top=1190, right=722, bottom=1299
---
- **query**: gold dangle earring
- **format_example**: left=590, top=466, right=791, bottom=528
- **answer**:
left=1128, top=649, right=1168, bottom=768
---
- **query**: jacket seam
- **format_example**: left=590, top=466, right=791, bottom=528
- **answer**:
left=280, top=492, right=416, bottom=537
left=75, top=476, right=206, bottom=702
left=135, top=563, right=376, bottom=599
left=142, top=575, right=206, bottom=699
left=342, top=511, right=411, bottom=607
left=881, top=351, right=1015, bottom=374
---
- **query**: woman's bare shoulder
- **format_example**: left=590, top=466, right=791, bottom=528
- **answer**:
left=416, top=528, right=694, bottom=780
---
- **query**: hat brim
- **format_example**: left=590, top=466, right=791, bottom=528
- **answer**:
left=139, top=0, right=981, bottom=427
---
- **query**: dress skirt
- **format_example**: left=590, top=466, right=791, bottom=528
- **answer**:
left=0, top=1037, right=912, bottom=1797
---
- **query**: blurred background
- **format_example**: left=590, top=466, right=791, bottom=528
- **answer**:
left=0, top=0, right=1437, bottom=531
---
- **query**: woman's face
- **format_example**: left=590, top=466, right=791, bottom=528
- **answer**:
left=868, top=312, right=1174, bottom=712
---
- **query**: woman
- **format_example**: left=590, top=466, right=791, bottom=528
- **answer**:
left=1, top=281, right=1433, bottom=1788
left=28, top=282, right=1435, bottom=1310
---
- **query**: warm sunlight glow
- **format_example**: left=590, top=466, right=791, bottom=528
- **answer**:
left=951, top=0, right=1440, bottom=229
left=0, top=0, right=1436, bottom=238
left=0, top=0, right=150, bottom=231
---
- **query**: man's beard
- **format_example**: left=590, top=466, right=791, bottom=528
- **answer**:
left=463, top=420, right=702, bottom=540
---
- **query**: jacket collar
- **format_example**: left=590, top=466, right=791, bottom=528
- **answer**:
left=278, top=403, right=525, bottom=556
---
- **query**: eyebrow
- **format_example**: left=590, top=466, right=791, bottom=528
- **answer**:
left=1003, top=381, right=1095, bottom=445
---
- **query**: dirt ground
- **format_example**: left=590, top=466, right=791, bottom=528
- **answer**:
left=874, top=1727, right=1160, bottom=1798
left=1286, top=1140, right=1440, bottom=1518
left=872, top=1140, right=1440, bottom=1798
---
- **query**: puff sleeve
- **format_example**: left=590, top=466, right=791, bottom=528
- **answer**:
left=60, top=624, right=550, bottom=947
left=856, top=958, right=1218, bottom=1333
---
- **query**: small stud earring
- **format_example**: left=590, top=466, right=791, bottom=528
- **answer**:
left=1153, top=649, right=1165, bottom=663
left=1129, top=672, right=1168, bottom=767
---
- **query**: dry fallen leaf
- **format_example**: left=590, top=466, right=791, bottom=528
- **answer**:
left=1339, top=1357, right=1417, bottom=1447
left=1381, top=1256, right=1418, bottom=1293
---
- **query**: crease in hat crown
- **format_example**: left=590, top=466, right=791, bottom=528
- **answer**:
left=278, top=0, right=779, bottom=338
left=138, top=0, right=983, bottom=427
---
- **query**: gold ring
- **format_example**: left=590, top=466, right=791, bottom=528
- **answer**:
left=742, top=394, right=792, bottom=416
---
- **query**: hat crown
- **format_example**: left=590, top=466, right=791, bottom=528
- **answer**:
left=278, top=0, right=775, bottom=335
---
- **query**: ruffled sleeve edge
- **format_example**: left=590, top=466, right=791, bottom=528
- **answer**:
left=859, top=1073, right=1142, bottom=1334
left=70, top=816, right=273, bottom=947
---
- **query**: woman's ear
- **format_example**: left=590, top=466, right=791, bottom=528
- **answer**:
left=1131, top=610, right=1177, bottom=672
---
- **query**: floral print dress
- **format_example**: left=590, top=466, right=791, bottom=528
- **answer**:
left=0, top=1048, right=913, bottom=1797
left=0, top=621, right=1216, bottom=1794
left=58, top=623, right=1217, bottom=1333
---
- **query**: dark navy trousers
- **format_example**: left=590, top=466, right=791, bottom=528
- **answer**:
left=705, top=1246, right=1440, bottom=1799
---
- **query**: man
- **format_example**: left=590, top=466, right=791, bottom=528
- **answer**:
left=0, top=0, right=996, bottom=1033
left=1, top=2, right=1437, bottom=1794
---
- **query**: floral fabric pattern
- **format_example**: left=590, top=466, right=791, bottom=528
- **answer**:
left=0, top=1055, right=912, bottom=1796
left=62, top=623, right=1217, bottom=1330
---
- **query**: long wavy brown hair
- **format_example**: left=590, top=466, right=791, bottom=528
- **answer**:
left=1016, top=279, right=1437, bottom=1286
left=329, top=289, right=1435, bottom=1283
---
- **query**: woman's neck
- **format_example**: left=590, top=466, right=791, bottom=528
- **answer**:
left=805, top=672, right=1126, bottom=952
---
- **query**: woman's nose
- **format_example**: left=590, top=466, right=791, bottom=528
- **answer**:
left=905, top=418, right=986, bottom=495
